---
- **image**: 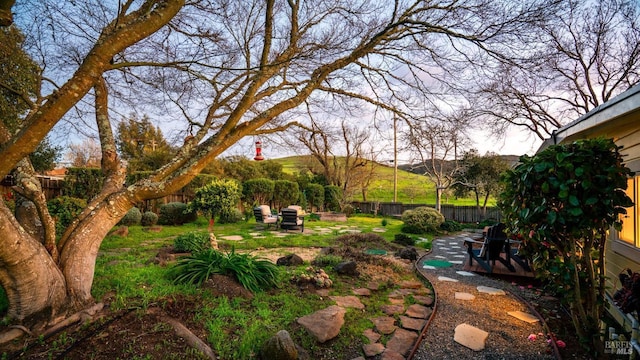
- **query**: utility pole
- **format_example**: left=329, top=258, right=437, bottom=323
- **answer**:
left=393, top=117, right=398, bottom=203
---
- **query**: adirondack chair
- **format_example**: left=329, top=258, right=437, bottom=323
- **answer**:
left=280, top=208, right=304, bottom=232
left=254, top=205, right=279, bottom=229
left=464, top=223, right=516, bottom=273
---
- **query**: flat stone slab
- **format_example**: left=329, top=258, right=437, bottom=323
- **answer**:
left=412, top=295, right=434, bottom=307
left=363, top=343, right=385, bottom=357
left=297, top=305, right=346, bottom=343
left=449, top=260, right=464, bottom=264
left=386, top=328, right=418, bottom=356
left=434, top=255, right=447, bottom=259
left=363, top=328, right=381, bottom=343
left=405, top=304, right=431, bottom=319
left=381, top=350, right=404, bottom=360
left=370, top=316, right=397, bottom=334
left=422, top=265, right=437, bottom=270
left=438, top=276, right=459, bottom=282
left=477, top=286, right=506, bottom=295
left=316, top=289, right=330, bottom=297
left=352, top=288, right=371, bottom=296
left=219, top=235, right=244, bottom=241
left=507, top=311, right=540, bottom=323
left=399, top=315, right=426, bottom=331
left=455, top=271, right=476, bottom=277
left=372, top=227, right=387, bottom=233
left=454, top=323, right=489, bottom=351
left=455, top=292, right=476, bottom=301
left=399, top=280, right=423, bottom=289
left=330, top=295, right=365, bottom=309
left=381, top=304, right=405, bottom=316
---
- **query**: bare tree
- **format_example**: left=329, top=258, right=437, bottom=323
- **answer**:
left=66, top=139, right=102, bottom=167
left=470, top=0, right=640, bottom=139
left=404, top=112, right=472, bottom=212
left=0, top=0, right=557, bottom=335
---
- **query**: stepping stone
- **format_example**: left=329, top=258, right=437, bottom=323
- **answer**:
left=454, top=323, right=489, bottom=351
left=381, top=304, right=405, bottom=316
left=412, top=295, right=434, bottom=307
left=399, top=315, right=426, bottom=331
left=399, top=280, right=423, bottom=289
left=372, top=228, right=387, bottom=233
left=330, top=295, right=365, bottom=310
left=449, top=260, right=464, bottom=264
left=220, top=235, right=244, bottom=241
left=455, top=292, right=476, bottom=301
left=363, top=343, right=385, bottom=357
left=439, top=246, right=450, bottom=250
left=370, top=316, right=397, bottom=334
left=438, top=276, right=459, bottom=282
left=477, top=286, right=506, bottom=295
left=363, top=328, right=381, bottom=343
left=367, top=281, right=381, bottom=291
left=405, top=304, right=431, bottom=319
left=422, top=265, right=437, bottom=270
left=297, top=305, right=346, bottom=343
left=316, top=289, right=330, bottom=297
left=434, top=255, right=447, bottom=259
left=453, top=254, right=466, bottom=258
left=381, top=350, right=404, bottom=360
left=386, top=328, right=418, bottom=356
left=507, top=311, right=540, bottom=323
left=456, top=271, right=476, bottom=277
left=389, top=288, right=415, bottom=297
left=388, top=298, right=404, bottom=305
left=352, top=288, right=371, bottom=296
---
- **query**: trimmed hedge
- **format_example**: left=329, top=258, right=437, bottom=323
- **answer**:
left=119, top=207, right=142, bottom=226
left=401, top=206, right=445, bottom=234
left=158, top=202, right=198, bottom=225
left=141, top=211, right=159, bottom=226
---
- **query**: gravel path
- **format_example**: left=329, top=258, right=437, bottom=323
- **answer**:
left=412, top=232, right=557, bottom=360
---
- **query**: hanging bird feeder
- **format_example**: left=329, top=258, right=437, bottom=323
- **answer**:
left=254, top=140, right=265, bottom=161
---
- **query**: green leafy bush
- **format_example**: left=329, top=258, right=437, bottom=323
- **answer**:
left=305, top=183, right=324, bottom=212
left=272, top=180, right=299, bottom=210
left=218, top=208, right=244, bottom=224
left=440, top=219, right=462, bottom=232
left=189, top=178, right=241, bottom=221
left=119, top=207, right=142, bottom=226
left=173, top=231, right=211, bottom=253
left=241, top=178, right=274, bottom=206
left=171, top=248, right=280, bottom=292
left=62, top=167, right=104, bottom=201
left=324, top=185, right=342, bottom=212
left=158, top=202, right=197, bottom=225
left=401, top=206, right=444, bottom=234
left=141, top=211, right=159, bottom=226
left=393, top=233, right=416, bottom=246
left=47, top=196, right=87, bottom=238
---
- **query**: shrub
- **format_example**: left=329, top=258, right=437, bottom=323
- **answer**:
left=272, top=180, right=299, bottom=210
left=305, top=183, right=324, bottom=212
left=119, top=207, right=142, bottom=226
left=242, top=178, right=274, bottom=205
left=62, top=167, right=104, bottom=201
left=218, top=208, right=244, bottom=224
left=141, top=211, right=159, bottom=226
left=381, top=218, right=388, bottom=227
left=401, top=206, right=444, bottom=234
left=189, top=178, right=241, bottom=222
left=342, top=204, right=355, bottom=217
left=171, top=248, right=280, bottom=292
left=440, top=219, right=462, bottom=232
left=393, top=233, right=416, bottom=246
left=324, top=185, right=342, bottom=212
left=158, top=202, right=197, bottom=225
left=47, top=196, right=87, bottom=238
left=174, top=231, right=211, bottom=253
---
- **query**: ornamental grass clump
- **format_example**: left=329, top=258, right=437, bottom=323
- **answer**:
left=173, top=231, right=211, bottom=253
left=171, top=248, right=280, bottom=292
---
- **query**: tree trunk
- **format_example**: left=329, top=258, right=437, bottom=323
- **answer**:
left=0, top=203, right=67, bottom=325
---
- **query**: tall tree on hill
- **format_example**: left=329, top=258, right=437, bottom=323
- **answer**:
left=0, top=0, right=559, bottom=337
left=470, top=0, right=640, bottom=139
left=452, top=150, right=510, bottom=212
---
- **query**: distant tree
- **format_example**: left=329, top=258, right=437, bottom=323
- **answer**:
left=305, top=183, right=324, bottom=212
left=66, top=139, right=102, bottom=168
left=404, top=113, right=471, bottom=212
left=453, top=150, right=510, bottom=211
left=189, top=178, right=241, bottom=228
left=30, top=136, right=62, bottom=173
left=221, top=156, right=263, bottom=182
left=272, top=180, right=299, bottom=211
left=116, top=114, right=174, bottom=172
left=242, top=178, right=274, bottom=206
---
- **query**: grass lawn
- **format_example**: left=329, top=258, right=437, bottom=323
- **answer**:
left=88, top=214, right=434, bottom=359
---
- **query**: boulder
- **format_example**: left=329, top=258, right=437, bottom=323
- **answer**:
left=397, top=247, right=418, bottom=261
left=259, top=330, right=299, bottom=360
left=334, top=261, right=358, bottom=276
left=277, top=254, right=304, bottom=266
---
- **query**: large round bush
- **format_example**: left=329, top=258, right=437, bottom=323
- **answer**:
left=141, top=211, right=159, bottom=226
left=401, top=206, right=444, bottom=234
left=158, top=202, right=198, bottom=225
left=119, top=207, right=142, bottom=226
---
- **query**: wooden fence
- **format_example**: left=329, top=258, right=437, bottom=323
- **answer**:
left=350, top=201, right=502, bottom=223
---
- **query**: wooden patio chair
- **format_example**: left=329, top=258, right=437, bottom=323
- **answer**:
left=464, top=223, right=516, bottom=273
left=280, top=208, right=304, bottom=232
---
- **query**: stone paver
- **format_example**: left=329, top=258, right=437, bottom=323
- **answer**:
left=352, top=288, right=371, bottom=296
left=297, top=305, right=346, bottom=343
left=219, top=235, right=244, bottom=241
left=370, top=316, right=397, bottom=334
left=363, top=343, right=385, bottom=357
left=386, top=328, right=419, bottom=356
left=455, top=292, right=476, bottom=301
left=507, top=311, right=540, bottom=323
left=477, top=285, right=506, bottom=295
left=399, top=315, right=426, bottom=331
left=455, top=271, right=476, bottom=277
left=412, top=295, right=434, bottom=306
left=381, top=304, right=405, bottom=315
left=438, top=276, right=459, bottom=282
left=381, top=350, right=405, bottom=360
left=363, top=328, right=381, bottom=343
left=405, top=304, right=431, bottom=319
left=453, top=323, right=489, bottom=351
left=330, top=295, right=365, bottom=309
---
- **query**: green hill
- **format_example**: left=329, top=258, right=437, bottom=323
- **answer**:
left=272, top=156, right=483, bottom=206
